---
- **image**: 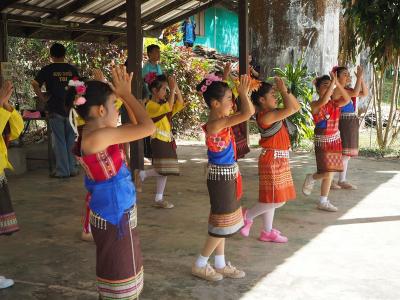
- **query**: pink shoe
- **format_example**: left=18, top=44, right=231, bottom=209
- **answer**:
left=240, top=208, right=253, bottom=237
left=258, top=230, right=288, bottom=243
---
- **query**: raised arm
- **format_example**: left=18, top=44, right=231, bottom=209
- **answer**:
left=206, top=75, right=255, bottom=134
left=359, top=79, right=369, bottom=98
left=334, top=79, right=352, bottom=107
left=311, top=73, right=336, bottom=114
left=260, top=77, right=301, bottom=125
left=84, top=66, right=155, bottom=153
left=167, top=75, right=177, bottom=110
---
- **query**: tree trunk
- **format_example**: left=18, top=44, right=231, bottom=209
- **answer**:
left=383, top=56, right=400, bottom=147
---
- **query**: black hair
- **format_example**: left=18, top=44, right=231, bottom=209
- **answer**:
left=196, top=79, right=230, bottom=108
left=65, top=80, right=114, bottom=120
left=148, top=74, right=168, bottom=94
left=335, top=66, right=348, bottom=77
left=315, top=75, right=331, bottom=89
left=50, top=43, right=66, bottom=58
left=251, top=82, right=273, bottom=107
left=147, top=44, right=160, bottom=55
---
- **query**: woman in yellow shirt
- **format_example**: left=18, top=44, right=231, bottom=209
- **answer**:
left=0, top=81, right=23, bottom=289
left=137, top=73, right=184, bottom=209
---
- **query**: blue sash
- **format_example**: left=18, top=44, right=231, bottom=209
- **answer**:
left=85, top=164, right=136, bottom=228
left=208, top=141, right=235, bottom=165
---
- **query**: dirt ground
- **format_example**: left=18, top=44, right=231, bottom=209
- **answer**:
left=1, top=143, right=400, bottom=300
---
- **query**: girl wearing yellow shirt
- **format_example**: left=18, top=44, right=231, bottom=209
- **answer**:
left=137, top=73, right=185, bottom=209
left=0, top=81, right=24, bottom=289
left=0, top=81, right=23, bottom=236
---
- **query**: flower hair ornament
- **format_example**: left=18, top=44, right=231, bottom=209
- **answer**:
left=144, top=72, right=157, bottom=85
left=68, top=77, right=87, bottom=141
left=199, top=73, right=222, bottom=94
left=331, top=66, right=339, bottom=74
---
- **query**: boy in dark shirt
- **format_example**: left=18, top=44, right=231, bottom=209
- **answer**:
left=32, top=43, right=79, bottom=178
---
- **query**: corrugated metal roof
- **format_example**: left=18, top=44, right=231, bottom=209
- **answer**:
left=2, top=0, right=229, bottom=44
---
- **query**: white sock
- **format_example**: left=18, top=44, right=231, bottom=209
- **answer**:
left=319, top=196, right=328, bottom=204
left=214, top=255, right=226, bottom=269
left=154, top=176, right=167, bottom=202
left=339, top=156, right=350, bottom=182
left=195, top=255, right=209, bottom=268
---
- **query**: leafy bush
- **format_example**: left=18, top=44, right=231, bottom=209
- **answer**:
left=269, top=56, right=315, bottom=148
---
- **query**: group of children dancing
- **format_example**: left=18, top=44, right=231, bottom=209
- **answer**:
left=0, top=50, right=368, bottom=297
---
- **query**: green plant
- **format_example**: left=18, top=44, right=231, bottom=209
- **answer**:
left=269, top=56, right=315, bottom=148
left=342, top=0, right=400, bottom=151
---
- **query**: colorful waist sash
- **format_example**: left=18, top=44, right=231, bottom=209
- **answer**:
left=85, top=164, right=136, bottom=228
left=314, top=131, right=341, bottom=146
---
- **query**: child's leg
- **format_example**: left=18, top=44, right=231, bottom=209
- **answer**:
left=139, top=168, right=161, bottom=182
left=195, top=236, right=223, bottom=268
left=338, top=156, right=357, bottom=189
left=339, top=155, right=350, bottom=182
left=247, top=203, right=278, bottom=221
left=318, top=172, right=338, bottom=212
left=321, top=172, right=333, bottom=198
left=214, top=239, right=226, bottom=269
left=155, top=176, right=167, bottom=202
left=261, top=202, right=285, bottom=232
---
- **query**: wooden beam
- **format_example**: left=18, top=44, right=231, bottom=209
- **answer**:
left=126, top=0, right=144, bottom=171
left=150, top=0, right=224, bottom=32
left=141, top=0, right=190, bottom=25
left=0, top=14, right=8, bottom=61
left=238, top=0, right=249, bottom=145
left=0, top=0, right=19, bottom=12
left=239, top=0, right=249, bottom=75
left=6, top=14, right=126, bottom=36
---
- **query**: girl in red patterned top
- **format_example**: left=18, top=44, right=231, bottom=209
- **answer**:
left=302, top=73, right=352, bottom=212
left=67, top=65, right=155, bottom=300
left=330, top=66, right=368, bottom=190
left=241, top=78, right=300, bottom=243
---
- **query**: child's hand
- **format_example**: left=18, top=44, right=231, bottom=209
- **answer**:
left=274, top=77, right=287, bottom=93
left=355, top=65, right=364, bottom=79
left=168, top=75, right=177, bottom=92
left=223, top=62, right=232, bottom=79
left=110, top=65, right=133, bottom=99
left=237, top=74, right=251, bottom=96
left=329, top=71, right=338, bottom=85
left=93, top=69, right=106, bottom=82
left=0, top=81, right=13, bottom=107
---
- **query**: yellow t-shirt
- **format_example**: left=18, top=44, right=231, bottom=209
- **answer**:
left=146, top=100, right=184, bottom=142
left=0, top=107, right=24, bottom=174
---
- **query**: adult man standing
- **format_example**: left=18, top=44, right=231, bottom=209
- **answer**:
left=32, top=43, right=79, bottom=178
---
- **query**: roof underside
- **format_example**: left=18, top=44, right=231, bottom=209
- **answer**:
left=1, top=0, right=238, bottom=45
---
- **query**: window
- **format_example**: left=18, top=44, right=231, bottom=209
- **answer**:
left=193, top=11, right=205, bottom=36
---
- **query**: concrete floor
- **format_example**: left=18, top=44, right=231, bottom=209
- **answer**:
left=1, top=143, right=400, bottom=300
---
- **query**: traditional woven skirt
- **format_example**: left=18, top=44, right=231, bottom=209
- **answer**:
left=206, top=163, right=244, bottom=238
left=151, top=138, right=179, bottom=176
left=0, top=173, right=19, bottom=236
left=339, top=113, right=359, bottom=157
left=259, top=149, right=296, bottom=203
left=90, top=205, right=143, bottom=300
left=314, top=129, right=343, bottom=173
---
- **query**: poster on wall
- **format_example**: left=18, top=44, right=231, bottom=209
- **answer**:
left=0, top=62, right=12, bottom=81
